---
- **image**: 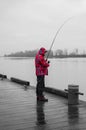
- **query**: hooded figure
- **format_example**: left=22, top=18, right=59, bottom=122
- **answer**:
left=35, top=47, right=50, bottom=101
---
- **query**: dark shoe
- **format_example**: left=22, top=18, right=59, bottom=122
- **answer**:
left=37, top=96, right=48, bottom=102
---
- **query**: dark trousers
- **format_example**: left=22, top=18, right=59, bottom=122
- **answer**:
left=36, top=75, right=45, bottom=97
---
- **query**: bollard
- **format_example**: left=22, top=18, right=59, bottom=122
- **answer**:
left=68, top=85, right=79, bottom=105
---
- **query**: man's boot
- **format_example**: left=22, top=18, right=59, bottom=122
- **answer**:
left=37, top=96, right=48, bottom=102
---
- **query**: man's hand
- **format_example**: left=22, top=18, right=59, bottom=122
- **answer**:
left=45, top=59, right=50, bottom=64
left=48, top=61, right=50, bottom=64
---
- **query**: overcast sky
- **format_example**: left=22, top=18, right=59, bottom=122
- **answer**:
left=0, top=0, right=86, bottom=55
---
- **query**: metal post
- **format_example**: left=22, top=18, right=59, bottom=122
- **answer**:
left=68, top=85, right=79, bottom=105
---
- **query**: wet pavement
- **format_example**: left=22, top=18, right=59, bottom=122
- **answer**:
left=0, top=79, right=86, bottom=130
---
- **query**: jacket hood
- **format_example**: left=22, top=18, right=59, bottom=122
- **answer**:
left=39, top=47, right=47, bottom=55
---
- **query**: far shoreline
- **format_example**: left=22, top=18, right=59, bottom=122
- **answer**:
left=3, top=55, right=86, bottom=59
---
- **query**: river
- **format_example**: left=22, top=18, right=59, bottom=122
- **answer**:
left=0, top=57, right=86, bottom=101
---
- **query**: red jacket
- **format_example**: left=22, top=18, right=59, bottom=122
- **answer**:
left=35, top=48, right=50, bottom=76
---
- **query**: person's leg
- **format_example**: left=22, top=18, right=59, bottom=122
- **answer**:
left=40, top=75, right=45, bottom=96
left=36, top=76, right=43, bottom=97
left=36, top=75, right=48, bottom=101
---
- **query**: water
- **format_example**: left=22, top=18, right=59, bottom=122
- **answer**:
left=0, top=57, right=86, bottom=101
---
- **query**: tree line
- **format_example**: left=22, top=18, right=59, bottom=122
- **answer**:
left=4, top=49, right=86, bottom=58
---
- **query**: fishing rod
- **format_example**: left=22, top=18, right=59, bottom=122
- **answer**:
left=46, top=17, right=73, bottom=60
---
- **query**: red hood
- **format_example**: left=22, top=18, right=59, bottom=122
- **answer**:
left=39, top=47, right=47, bottom=56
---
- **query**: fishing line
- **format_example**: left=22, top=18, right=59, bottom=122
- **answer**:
left=46, top=16, right=74, bottom=60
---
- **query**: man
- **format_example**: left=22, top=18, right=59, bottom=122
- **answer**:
left=35, top=47, right=50, bottom=102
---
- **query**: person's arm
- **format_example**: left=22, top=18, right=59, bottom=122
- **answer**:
left=39, top=56, right=49, bottom=67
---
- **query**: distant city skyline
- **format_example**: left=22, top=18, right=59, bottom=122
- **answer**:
left=4, top=48, right=86, bottom=56
left=0, top=0, right=86, bottom=56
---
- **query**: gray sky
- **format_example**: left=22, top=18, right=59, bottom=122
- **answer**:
left=0, top=0, right=86, bottom=55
